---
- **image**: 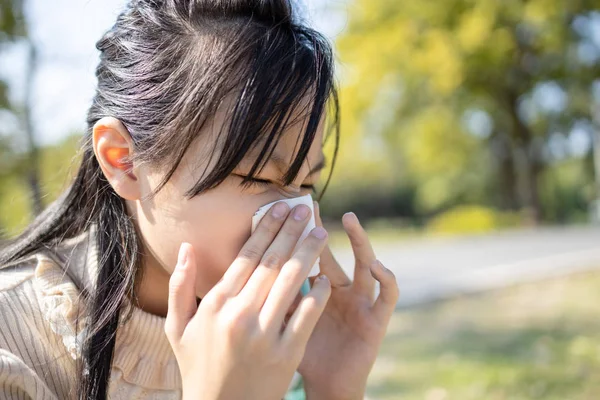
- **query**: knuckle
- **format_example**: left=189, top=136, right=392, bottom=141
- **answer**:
left=284, top=257, right=304, bottom=274
left=285, top=342, right=305, bottom=364
left=281, top=336, right=306, bottom=363
left=282, top=220, right=305, bottom=235
left=393, top=281, right=401, bottom=299
left=221, top=309, right=255, bottom=340
left=226, top=300, right=254, bottom=324
left=168, top=274, right=185, bottom=297
left=247, top=328, right=271, bottom=352
left=262, top=219, right=283, bottom=236
left=305, top=233, right=326, bottom=249
left=261, top=252, right=283, bottom=269
left=275, top=227, right=302, bottom=247
left=202, top=289, right=228, bottom=312
left=270, top=348, right=290, bottom=367
left=302, top=295, right=323, bottom=311
left=163, top=322, right=178, bottom=342
left=383, top=265, right=396, bottom=279
left=238, top=246, right=263, bottom=262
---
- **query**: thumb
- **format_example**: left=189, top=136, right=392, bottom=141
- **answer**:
left=165, top=242, right=198, bottom=342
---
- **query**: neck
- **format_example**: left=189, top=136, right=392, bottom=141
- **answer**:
left=135, top=254, right=171, bottom=317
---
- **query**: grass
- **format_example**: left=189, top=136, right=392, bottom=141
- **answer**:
left=366, top=270, right=600, bottom=400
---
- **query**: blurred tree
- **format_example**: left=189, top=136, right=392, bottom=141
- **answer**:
left=0, top=0, right=43, bottom=223
left=0, top=0, right=24, bottom=110
left=336, top=0, right=600, bottom=222
left=0, top=132, right=81, bottom=237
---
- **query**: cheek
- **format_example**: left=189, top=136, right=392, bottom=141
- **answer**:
left=134, top=182, right=265, bottom=298
left=189, top=205, right=251, bottom=296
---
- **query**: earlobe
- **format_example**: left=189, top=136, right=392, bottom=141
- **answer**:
left=92, top=117, right=141, bottom=201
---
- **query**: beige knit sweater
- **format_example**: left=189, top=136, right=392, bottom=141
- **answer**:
left=0, top=225, right=307, bottom=399
left=0, top=225, right=183, bottom=399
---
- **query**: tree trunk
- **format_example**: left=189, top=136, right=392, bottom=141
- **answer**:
left=490, top=130, right=520, bottom=210
left=506, top=91, right=543, bottom=224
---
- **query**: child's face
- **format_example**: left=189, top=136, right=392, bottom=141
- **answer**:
left=127, top=115, right=326, bottom=299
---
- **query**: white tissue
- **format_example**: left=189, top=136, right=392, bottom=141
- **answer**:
left=251, top=193, right=320, bottom=277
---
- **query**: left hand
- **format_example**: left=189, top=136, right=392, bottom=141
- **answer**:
left=295, top=201, right=400, bottom=400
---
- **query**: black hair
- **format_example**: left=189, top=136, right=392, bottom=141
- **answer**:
left=0, top=0, right=339, bottom=398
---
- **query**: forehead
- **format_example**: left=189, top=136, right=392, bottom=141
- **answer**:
left=182, top=89, right=326, bottom=178
left=255, top=107, right=326, bottom=165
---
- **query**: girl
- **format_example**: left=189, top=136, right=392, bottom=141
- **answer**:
left=0, top=0, right=399, bottom=399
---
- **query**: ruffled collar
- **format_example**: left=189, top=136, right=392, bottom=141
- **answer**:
left=33, top=224, right=181, bottom=390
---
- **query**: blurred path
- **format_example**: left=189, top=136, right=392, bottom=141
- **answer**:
left=330, top=225, right=600, bottom=308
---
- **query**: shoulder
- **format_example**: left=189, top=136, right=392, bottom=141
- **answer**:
left=0, top=249, right=88, bottom=359
left=0, top=253, right=45, bottom=328
left=0, top=253, right=37, bottom=292
left=0, top=249, right=80, bottom=309
left=0, top=256, right=38, bottom=344
left=0, top=252, right=81, bottom=399
left=0, top=228, right=96, bottom=358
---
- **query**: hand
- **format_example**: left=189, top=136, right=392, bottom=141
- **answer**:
left=165, top=203, right=332, bottom=400
left=298, top=202, right=400, bottom=400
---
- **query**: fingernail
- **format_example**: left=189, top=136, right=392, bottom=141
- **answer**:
left=272, top=202, right=288, bottom=218
left=293, top=205, right=310, bottom=221
left=177, top=243, right=188, bottom=267
left=318, top=274, right=329, bottom=283
left=343, top=212, right=360, bottom=225
left=311, top=226, right=328, bottom=239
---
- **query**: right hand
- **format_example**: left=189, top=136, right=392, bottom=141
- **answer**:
left=165, top=202, right=332, bottom=400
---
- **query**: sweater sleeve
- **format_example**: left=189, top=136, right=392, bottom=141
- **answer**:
left=0, top=349, right=58, bottom=400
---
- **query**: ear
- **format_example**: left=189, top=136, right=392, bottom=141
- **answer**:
left=92, top=116, right=140, bottom=201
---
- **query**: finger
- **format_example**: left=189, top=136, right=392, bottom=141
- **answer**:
left=281, top=274, right=331, bottom=347
left=370, top=260, right=400, bottom=322
left=343, top=212, right=377, bottom=301
left=165, top=242, right=198, bottom=342
left=280, top=290, right=304, bottom=334
left=260, top=226, right=329, bottom=334
left=313, top=201, right=352, bottom=288
left=216, top=202, right=290, bottom=296
left=237, top=204, right=312, bottom=309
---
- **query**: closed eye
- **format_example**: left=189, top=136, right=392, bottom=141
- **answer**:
left=233, top=174, right=316, bottom=192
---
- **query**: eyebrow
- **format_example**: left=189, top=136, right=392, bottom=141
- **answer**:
left=267, top=151, right=327, bottom=177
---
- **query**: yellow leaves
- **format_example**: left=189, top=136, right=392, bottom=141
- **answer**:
left=0, top=177, right=31, bottom=236
left=457, top=2, right=496, bottom=53
left=399, top=105, right=481, bottom=211
left=489, top=28, right=515, bottom=61
left=418, top=177, right=456, bottom=212
left=427, top=205, right=508, bottom=234
left=403, top=106, right=473, bottom=178
left=322, top=133, right=394, bottom=188
left=524, top=0, right=560, bottom=27
left=412, top=30, right=464, bottom=96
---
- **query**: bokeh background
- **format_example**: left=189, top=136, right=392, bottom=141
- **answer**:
left=1, top=0, right=600, bottom=398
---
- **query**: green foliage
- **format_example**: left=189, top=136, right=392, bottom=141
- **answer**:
left=0, top=0, right=25, bottom=111
left=0, top=133, right=81, bottom=237
left=0, top=0, right=25, bottom=41
left=0, top=175, right=31, bottom=237
left=334, top=0, right=600, bottom=222
left=539, top=157, right=594, bottom=223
